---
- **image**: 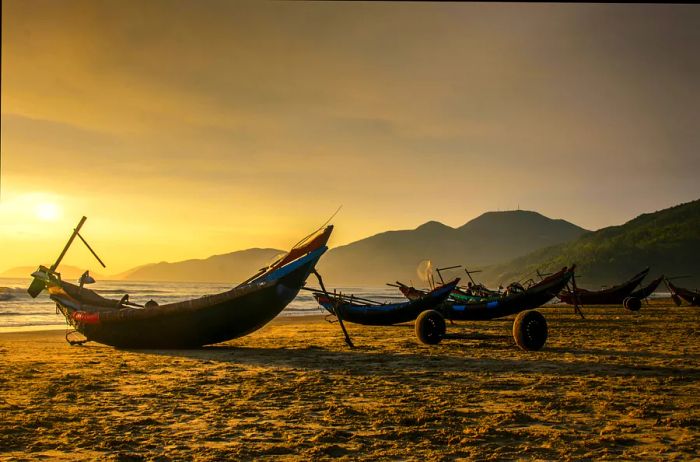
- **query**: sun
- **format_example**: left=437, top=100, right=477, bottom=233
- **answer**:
left=36, top=202, right=61, bottom=221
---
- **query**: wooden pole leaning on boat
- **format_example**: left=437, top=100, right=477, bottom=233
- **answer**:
left=75, top=232, right=106, bottom=268
left=570, top=269, right=585, bottom=319
left=312, top=270, right=354, bottom=348
left=464, top=268, right=483, bottom=286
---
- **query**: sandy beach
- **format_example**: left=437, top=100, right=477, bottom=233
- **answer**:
left=1, top=300, right=698, bottom=461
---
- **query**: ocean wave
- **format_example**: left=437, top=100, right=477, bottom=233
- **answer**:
left=0, top=311, right=56, bottom=316
left=0, top=287, right=27, bottom=294
left=93, top=288, right=171, bottom=294
left=0, top=321, right=66, bottom=328
left=0, top=281, right=396, bottom=329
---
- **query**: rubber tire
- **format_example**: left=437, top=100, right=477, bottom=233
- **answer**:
left=623, top=296, right=641, bottom=312
left=512, top=310, right=548, bottom=351
left=415, top=310, right=446, bottom=345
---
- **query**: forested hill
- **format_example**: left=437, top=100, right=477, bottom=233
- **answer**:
left=482, top=199, right=700, bottom=288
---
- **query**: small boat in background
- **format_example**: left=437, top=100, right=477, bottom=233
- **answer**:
left=666, top=279, right=700, bottom=307
left=558, top=268, right=650, bottom=306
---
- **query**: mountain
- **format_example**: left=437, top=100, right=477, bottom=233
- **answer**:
left=119, top=248, right=284, bottom=283
left=315, top=210, right=588, bottom=286
left=482, top=199, right=700, bottom=288
left=104, top=210, right=584, bottom=284
left=1, top=265, right=106, bottom=281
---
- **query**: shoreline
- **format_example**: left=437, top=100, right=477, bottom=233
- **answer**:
left=0, top=313, right=330, bottom=336
left=0, top=298, right=679, bottom=334
left=0, top=313, right=330, bottom=335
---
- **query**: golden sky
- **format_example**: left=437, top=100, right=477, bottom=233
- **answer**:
left=1, top=1, right=699, bottom=274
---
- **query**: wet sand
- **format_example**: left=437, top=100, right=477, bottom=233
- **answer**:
left=1, top=300, right=699, bottom=461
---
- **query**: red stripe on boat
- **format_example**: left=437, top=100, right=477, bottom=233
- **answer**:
left=71, top=311, right=100, bottom=325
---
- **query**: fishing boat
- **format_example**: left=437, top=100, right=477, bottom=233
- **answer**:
left=312, top=279, right=459, bottom=326
left=398, top=266, right=575, bottom=321
left=393, top=266, right=575, bottom=350
left=666, top=280, right=700, bottom=307
left=28, top=217, right=333, bottom=348
left=558, top=268, right=649, bottom=305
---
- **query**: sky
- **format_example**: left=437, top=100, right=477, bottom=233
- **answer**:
left=1, top=1, right=699, bottom=275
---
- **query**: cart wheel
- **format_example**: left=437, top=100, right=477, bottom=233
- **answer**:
left=513, top=310, right=548, bottom=351
left=623, top=296, right=641, bottom=312
left=415, top=310, right=446, bottom=345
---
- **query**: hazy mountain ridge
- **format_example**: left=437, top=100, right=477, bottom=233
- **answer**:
left=315, top=210, right=588, bottom=285
left=481, top=199, right=700, bottom=288
left=53, top=209, right=583, bottom=285
left=118, top=248, right=285, bottom=283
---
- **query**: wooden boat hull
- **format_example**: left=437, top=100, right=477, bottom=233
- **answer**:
left=558, top=268, right=649, bottom=305
left=50, top=247, right=327, bottom=348
left=315, top=280, right=458, bottom=326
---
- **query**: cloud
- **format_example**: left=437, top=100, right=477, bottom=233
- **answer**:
left=1, top=0, right=698, bottom=273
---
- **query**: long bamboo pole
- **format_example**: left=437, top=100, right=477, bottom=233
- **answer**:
left=50, top=216, right=88, bottom=271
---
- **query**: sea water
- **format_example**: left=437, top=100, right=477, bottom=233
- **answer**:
left=0, top=277, right=405, bottom=331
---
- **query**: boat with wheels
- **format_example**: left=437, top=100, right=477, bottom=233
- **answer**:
left=397, top=266, right=575, bottom=351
